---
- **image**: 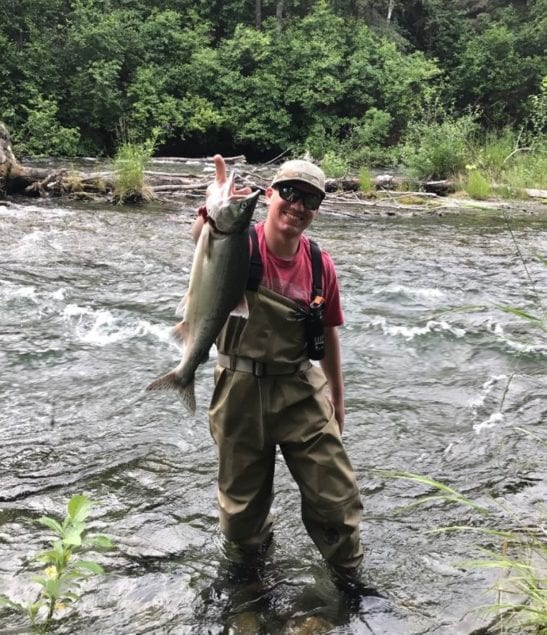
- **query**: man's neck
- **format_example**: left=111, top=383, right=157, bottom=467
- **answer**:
left=263, top=222, right=300, bottom=259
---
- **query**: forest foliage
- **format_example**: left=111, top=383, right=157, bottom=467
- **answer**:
left=0, top=0, right=545, bottom=170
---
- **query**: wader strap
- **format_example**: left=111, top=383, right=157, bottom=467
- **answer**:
left=247, top=225, right=262, bottom=292
left=217, top=353, right=311, bottom=377
left=309, top=239, right=323, bottom=299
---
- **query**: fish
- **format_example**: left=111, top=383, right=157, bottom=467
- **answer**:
left=146, top=173, right=260, bottom=413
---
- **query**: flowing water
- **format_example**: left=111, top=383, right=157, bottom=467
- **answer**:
left=0, top=162, right=546, bottom=634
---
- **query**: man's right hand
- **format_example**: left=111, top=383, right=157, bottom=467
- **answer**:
left=206, top=154, right=252, bottom=203
left=192, top=154, right=252, bottom=243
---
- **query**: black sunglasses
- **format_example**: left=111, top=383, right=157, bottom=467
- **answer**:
left=275, top=183, right=324, bottom=211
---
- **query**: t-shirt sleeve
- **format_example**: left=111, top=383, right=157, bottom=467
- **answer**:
left=321, top=251, right=344, bottom=327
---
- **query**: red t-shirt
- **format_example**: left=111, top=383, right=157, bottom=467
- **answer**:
left=254, top=222, right=344, bottom=327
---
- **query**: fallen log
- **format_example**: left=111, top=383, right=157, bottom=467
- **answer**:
left=424, top=179, right=457, bottom=195
left=525, top=188, right=547, bottom=199
left=155, top=155, right=246, bottom=164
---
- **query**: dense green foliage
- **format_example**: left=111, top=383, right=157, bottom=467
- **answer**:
left=0, top=0, right=545, bottom=166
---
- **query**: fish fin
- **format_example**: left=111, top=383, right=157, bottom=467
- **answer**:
left=145, top=371, right=196, bottom=414
left=230, top=295, right=249, bottom=319
left=175, top=295, right=187, bottom=317
left=178, top=380, right=196, bottom=414
left=171, top=320, right=188, bottom=344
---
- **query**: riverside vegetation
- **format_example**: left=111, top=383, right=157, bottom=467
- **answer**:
left=0, top=1, right=545, bottom=201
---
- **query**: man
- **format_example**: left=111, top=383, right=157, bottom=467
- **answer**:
left=193, top=155, right=364, bottom=584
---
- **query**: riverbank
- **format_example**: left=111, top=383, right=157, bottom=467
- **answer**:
left=2, top=151, right=546, bottom=221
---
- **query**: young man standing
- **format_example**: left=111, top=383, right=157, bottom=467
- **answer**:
left=193, top=155, right=364, bottom=584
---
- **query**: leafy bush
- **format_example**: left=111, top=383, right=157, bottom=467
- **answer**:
left=321, top=151, right=348, bottom=178
left=400, top=114, right=477, bottom=180
left=15, top=95, right=80, bottom=157
left=344, top=108, right=398, bottom=167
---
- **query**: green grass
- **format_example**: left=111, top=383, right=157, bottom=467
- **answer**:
left=379, top=469, right=547, bottom=634
left=502, top=149, right=547, bottom=190
left=465, top=169, right=492, bottom=200
left=358, top=166, right=375, bottom=192
left=112, top=142, right=154, bottom=204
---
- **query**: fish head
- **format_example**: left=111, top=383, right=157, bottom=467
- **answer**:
left=207, top=172, right=260, bottom=234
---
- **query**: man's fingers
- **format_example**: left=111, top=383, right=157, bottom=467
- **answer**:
left=232, top=186, right=253, bottom=197
left=213, top=154, right=227, bottom=185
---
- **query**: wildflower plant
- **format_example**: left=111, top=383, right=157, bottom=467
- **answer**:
left=0, top=494, right=113, bottom=626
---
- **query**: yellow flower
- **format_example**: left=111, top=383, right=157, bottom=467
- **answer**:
left=54, top=601, right=66, bottom=611
left=465, top=163, right=478, bottom=171
left=44, top=566, right=57, bottom=579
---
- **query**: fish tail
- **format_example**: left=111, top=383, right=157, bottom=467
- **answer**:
left=145, top=371, right=196, bottom=414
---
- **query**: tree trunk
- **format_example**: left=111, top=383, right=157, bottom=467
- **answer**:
left=255, top=0, right=262, bottom=29
left=276, top=0, right=284, bottom=32
left=387, top=0, right=395, bottom=22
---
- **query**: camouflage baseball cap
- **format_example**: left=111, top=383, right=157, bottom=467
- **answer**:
left=271, top=159, right=326, bottom=195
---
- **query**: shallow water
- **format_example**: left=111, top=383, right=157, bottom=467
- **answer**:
left=0, top=165, right=546, bottom=634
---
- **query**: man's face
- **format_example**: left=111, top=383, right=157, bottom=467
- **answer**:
left=265, top=181, right=323, bottom=238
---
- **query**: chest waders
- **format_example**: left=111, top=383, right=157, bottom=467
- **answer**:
left=209, top=227, right=363, bottom=573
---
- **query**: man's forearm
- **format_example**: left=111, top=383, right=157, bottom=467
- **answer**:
left=320, top=326, right=345, bottom=432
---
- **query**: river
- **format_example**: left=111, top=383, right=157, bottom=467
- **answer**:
left=0, top=161, right=545, bottom=634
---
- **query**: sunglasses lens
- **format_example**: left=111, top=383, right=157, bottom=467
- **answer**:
left=304, top=193, right=322, bottom=210
left=277, top=184, right=322, bottom=210
left=279, top=184, right=299, bottom=203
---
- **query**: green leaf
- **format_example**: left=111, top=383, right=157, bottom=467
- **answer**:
left=74, top=560, right=104, bottom=575
left=495, top=304, right=544, bottom=323
left=28, top=601, right=45, bottom=623
left=37, top=516, right=64, bottom=535
left=0, top=596, right=25, bottom=612
left=92, top=535, right=114, bottom=548
left=67, top=495, right=92, bottom=523
left=43, top=578, right=61, bottom=598
left=31, top=575, right=50, bottom=589
left=63, top=525, right=83, bottom=546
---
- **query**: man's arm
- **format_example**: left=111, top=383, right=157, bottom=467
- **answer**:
left=320, top=326, right=345, bottom=433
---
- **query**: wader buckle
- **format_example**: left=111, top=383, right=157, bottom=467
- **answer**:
left=252, top=360, right=266, bottom=377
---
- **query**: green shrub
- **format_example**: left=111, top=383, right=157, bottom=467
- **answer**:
left=15, top=95, right=80, bottom=157
left=321, top=151, right=348, bottom=178
left=465, top=169, right=491, bottom=199
left=401, top=114, right=477, bottom=180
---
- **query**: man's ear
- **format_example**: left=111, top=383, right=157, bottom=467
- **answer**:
left=264, top=186, right=274, bottom=201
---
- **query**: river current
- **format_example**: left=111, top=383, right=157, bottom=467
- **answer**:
left=0, top=161, right=545, bottom=634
